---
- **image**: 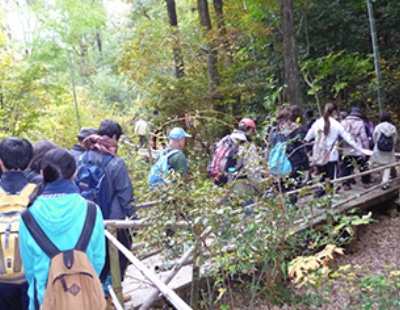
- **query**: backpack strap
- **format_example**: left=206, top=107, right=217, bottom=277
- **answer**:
left=75, top=201, right=97, bottom=252
left=21, top=210, right=60, bottom=258
left=21, top=201, right=97, bottom=257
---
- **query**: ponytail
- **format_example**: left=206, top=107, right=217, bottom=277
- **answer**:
left=323, top=102, right=337, bottom=135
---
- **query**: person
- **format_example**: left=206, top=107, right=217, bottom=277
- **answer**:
left=70, top=127, right=97, bottom=163
left=303, top=108, right=316, bottom=132
left=371, top=110, right=398, bottom=190
left=134, top=116, right=150, bottom=149
left=19, top=148, right=105, bottom=310
left=82, top=120, right=135, bottom=286
left=150, top=110, right=162, bottom=150
left=340, top=107, right=371, bottom=190
left=230, top=118, right=265, bottom=199
left=286, top=106, right=310, bottom=186
left=24, top=140, right=57, bottom=184
left=305, top=102, right=370, bottom=197
left=161, top=127, right=191, bottom=178
left=0, top=137, right=35, bottom=310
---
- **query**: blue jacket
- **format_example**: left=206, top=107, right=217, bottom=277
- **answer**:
left=19, top=180, right=105, bottom=310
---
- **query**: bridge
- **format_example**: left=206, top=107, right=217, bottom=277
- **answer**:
left=104, top=161, right=400, bottom=310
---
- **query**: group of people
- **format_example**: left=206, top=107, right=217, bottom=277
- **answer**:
left=0, top=103, right=398, bottom=310
left=151, top=102, right=398, bottom=203
left=0, top=120, right=134, bottom=310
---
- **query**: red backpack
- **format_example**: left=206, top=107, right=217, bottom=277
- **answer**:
left=207, top=135, right=240, bottom=185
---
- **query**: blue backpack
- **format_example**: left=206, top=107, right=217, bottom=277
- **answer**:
left=75, top=150, right=114, bottom=218
left=268, top=137, right=292, bottom=177
left=148, top=149, right=180, bottom=186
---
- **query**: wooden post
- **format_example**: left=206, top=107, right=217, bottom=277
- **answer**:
left=325, top=178, right=333, bottom=227
left=108, top=225, right=123, bottom=305
left=189, top=245, right=200, bottom=309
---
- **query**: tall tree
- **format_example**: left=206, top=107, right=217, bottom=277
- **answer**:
left=281, top=0, right=302, bottom=107
left=213, top=0, right=231, bottom=68
left=197, top=0, right=219, bottom=94
left=166, top=0, right=184, bottom=78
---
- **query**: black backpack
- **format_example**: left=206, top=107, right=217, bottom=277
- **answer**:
left=377, top=133, right=394, bottom=152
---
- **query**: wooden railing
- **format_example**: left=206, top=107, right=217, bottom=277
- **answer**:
left=103, top=160, right=400, bottom=309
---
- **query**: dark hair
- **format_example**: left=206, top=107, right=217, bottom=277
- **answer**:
left=379, top=110, right=392, bottom=123
left=98, top=120, right=123, bottom=141
left=289, top=105, right=303, bottom=124
left=276, top=107, right=289, bottom=123
left=303, top=109, right=313, bottom=119
left=41, top=148, right=76, bottom=183
left=0, top=137, right=33, bottom=170
left=30, top=140, right=58, bottom=173
left=323, top=102, right=337, bottom=135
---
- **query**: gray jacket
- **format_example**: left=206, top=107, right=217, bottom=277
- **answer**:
left=371, top=121, right=398, bottom=165
left=230, top=130, right=265, bottom=195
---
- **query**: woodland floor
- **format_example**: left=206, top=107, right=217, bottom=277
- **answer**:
left=229, top=207, right=400, bottom=310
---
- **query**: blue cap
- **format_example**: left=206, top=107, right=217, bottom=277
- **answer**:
left=168, top=127, right=192, bottom=140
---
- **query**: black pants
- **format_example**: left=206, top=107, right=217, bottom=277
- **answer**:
left=100, top=228, right=132, bottom=283
left=314, top=161, right=337, bottom=198
left=340, top=156, right=370, bottom=186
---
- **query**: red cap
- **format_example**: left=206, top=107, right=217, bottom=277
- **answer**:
left=238, top=118, right=256, bottom=129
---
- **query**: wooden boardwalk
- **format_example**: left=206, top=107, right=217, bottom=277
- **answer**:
left=116, top=167, right=400, bottom=309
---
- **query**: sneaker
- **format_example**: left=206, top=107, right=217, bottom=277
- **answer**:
left=382, top=184, right=390, bottom=190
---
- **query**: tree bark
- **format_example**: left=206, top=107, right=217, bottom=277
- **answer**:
left=166, top=0, right=185, bottom=78
left=281, top=0, right=302, bottom=107
left=213, top=0, right=231, bottom=68
left=197, top=0, right=219, bottom=93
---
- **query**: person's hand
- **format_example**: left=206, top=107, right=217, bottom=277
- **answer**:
left=362, top=149, right=373, bottom=156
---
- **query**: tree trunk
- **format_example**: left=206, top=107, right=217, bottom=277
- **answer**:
left=197, top=0, right=219, bottom=93
left=166, top=0, right=185, bottom=78
left=281, top=0, right=302, bottom=107
left=213, top=0, right=231, bottom=68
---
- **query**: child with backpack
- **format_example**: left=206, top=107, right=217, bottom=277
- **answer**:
left=371, top=110, right=398, bottom=189
left=0, top=137, right=37, bottom=310
left=19, top=148, right=106, bottom=310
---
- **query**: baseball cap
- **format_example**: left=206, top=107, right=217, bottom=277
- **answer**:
left=168, top=127, right=192, bottom=140
left=77, top=127, right=97, bottom=140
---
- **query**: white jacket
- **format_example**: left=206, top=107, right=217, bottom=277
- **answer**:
left=305, top=117, right=363, bottom=162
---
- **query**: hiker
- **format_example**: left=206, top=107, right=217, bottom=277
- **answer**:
left=304, top=102, right=371, bottom=197
left=371, top=110, right=398, bottom=190
left=149, top=127, right=191, bottom=186
left=24, top=139, right=58, bottom=185
left=286, top=105, right=310, bottom=186
left=78, top=120, right=135, bottom=288
left=268, top=106, right=309, bottom=202
left=303, top=108, right=316, bottom=132
left=0, top=137, right=37, bottom=310
left=340, top=107, right=371, bottom=190
left=229, top=118, right=265, bottom=198
left=70, top=127, right=97, bottom=163
left=150, top=110, right=162, bottom=150
left=303, top=108, right=316, bottom=154
left=19, top=148, right=106, bottom=310
left=134, top=116, right=150, bottom=149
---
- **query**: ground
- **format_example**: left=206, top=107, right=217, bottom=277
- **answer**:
left=228, top=209, right=400, bottom=310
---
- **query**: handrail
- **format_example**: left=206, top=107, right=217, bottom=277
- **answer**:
left=287, top=160, right=400, bottom=196
left=104, top=229, right=192, bottom=310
